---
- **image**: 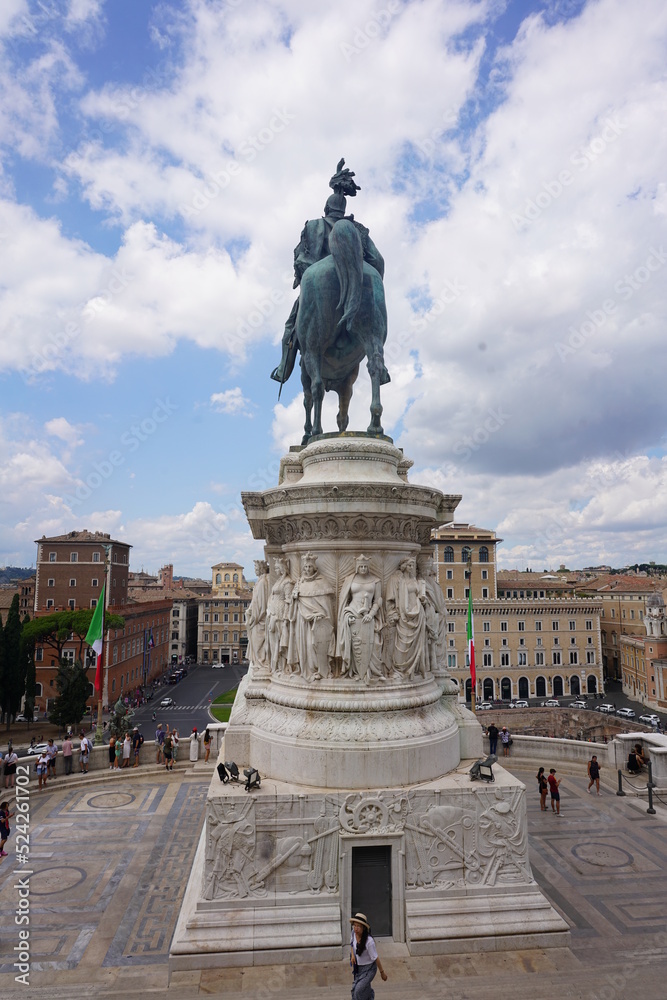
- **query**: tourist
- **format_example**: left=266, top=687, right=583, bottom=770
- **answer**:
left=500, top=726, right=511, bottom=757
left=114, top=736, right=122, bottom=769
left=203, top=729, right=211, bottom=763
left=62, top=732, right=73, bottom=775
left=548, top=768, right=561, bottom=814
left=108, top=736, right=116, bottom=769
left=487, top=723, right=499, bottom=756
left=0, top=801, right=15, bottom=858
left=3, top=746, right=18, bottom=788
left=122, top=732, right=132, bottom=767
left=155, top=723, right=165, bottom=764
left=349, top=912, right=387, bottom=1000
left=79, top=732, right=92, bottom=773
left=46, top=738, right=57, bottom=779
left=164, top=729, right=173, bottom=771
left=131, top=727, right=143, bottom=767
left=537, top=767, right=548, bottom=810
left=171, top=729, right=179, bottom=762
left=37, top=749, right=49, bottom=788
left=587, top=755, right=601, bottom=795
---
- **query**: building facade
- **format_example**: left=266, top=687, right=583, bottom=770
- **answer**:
left=431, top=523, right=500, bottom=601
left=620, top=593, right=667, bottom=711
left=34, top=530, right=131, bottom=612
left=196, top=563, right=250, bottom=665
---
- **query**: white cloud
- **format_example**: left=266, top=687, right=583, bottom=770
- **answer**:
left=210, top=387, right=254, bottom=417
left=45, top=416, right=85, bottom=450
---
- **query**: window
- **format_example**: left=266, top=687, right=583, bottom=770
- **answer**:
left=552, top=651, right=561, bottom=665
left=501, top=621, right=508, bottom=632
left=91, top=599, right=97, bottom=608
left=113, top=646, right=118, bottom=664
left=233, top=574, right=238, bottom=583
left=569, top=620, right=576, bottom=631
left=93, top=552, right=100, bottom=562
left=213, top=613, right=219, bottom=623
left=569, top=651, right=578, bottom=664
left=46, top=598, right=54, bottom=609
left=233, top=613, right=239, bottom=622
left=483, top=652, right=492, bottom=667
left=484, top=638, right=490, bottom=647
left=49, top=552, right=56, bottom=562
left=68, top=599, right=75, bottom=609
left=587, top=636, right=593, bottom=645
left=586, top=619, right=592, bottom=630
left=464, top=588, right=469, bottom=599
left=501, top=652, right=510, bottom=666
left=518, top=620, right=525, bottom=632
left=70, top=552, right=78, bottom=562
left=630, top=609, right=635, bottom=620
left=586, top=650, right=595, bottom=664
left=535, top=652, right=544, bottom=665
left=479, top=546, right=489, bottom=562
left=611, top=608, right=615, bottom=618
left=482, top=588, right=489, bottom=598
left=443, top=546, right=454, bottom=563
left=92, top=578, right=98, bottom=587
left=203, top=632, right=209, bottom=642
left=121, top=643, right=125, bottom=659
left=552, top=620, right=559, bottom=631
left=213, top=632, right=219, bottom=642
left=447, top=654, right=457, bottom=668
left=461, top=546, right=471, bottom=563
left=449, top=638, right=455, bottom=648
left=204, top=613, right=209, bottom=623
left=481, top=569, right=488, bottom=580
left=36, top=647, right=43, bottom=661
left=173, top=608, right=180, bottom=617
left=447, top=588, right=453, bottom=599
left=233, top=632, right=238, bottom=642
left=502, top=638, right=508, bottom=647
left=553, top=637, right=559, bottom=646
left=69, top=578, right=76, bottom=587
left=216, top=573, right=221, bottom=584
left=518, top=652, right=527, bottom=665
left=447, top=622, right=455, bottom=632
left=519, top=637, right=525, bottom=646
left=535, top=620, right=542, bottom=631
left=48, top=578, right=55, bottom=587
left=224, top=573, right=230, bottom=581
left=446, top=569, right=453, bottom=580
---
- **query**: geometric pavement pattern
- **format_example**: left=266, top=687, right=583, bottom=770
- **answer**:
left=1, top=764, right=667, bottom=998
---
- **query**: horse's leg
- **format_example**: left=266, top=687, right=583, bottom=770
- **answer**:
left=336, top=368, right=356, bottom=432
left=301, top=366, right=313, bottom=446
left=302, top=349, right=324, bottom=438
left=366, top=349, right=384, bottom=435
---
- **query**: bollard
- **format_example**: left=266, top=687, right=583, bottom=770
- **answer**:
left=647, top=761, right=656, bottom=815
left=616, top=769, right=626, bottom=796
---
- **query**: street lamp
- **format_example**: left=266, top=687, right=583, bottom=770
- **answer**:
left=94, top=543, right=112, bottom=745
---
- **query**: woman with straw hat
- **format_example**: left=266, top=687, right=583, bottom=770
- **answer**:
left=349, top=912, right=387, bottom=999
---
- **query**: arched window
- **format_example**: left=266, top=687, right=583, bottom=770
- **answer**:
left=461, top=546, right=471, bottom=564
left=443, top=546, right=454, bottom=563
left=233, top=573, right=238, bottom=582
left=224, top=573, right=230, bottom=582
left=478, top=546, right=489, bottom=562
left=215, top=573, right=221, bottom=584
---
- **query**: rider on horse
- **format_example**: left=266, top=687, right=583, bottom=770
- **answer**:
left=271, top=160, right=388, bottom=389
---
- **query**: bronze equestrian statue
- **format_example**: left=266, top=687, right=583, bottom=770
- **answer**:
left=271, top=160, right=390, bottom=443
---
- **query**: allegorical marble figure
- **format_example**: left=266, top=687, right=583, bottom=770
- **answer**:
left=418, top=553, right=448, bottom=673
left=266, top=557, right=295, bottom=674
left=385, top=556, right=429, bottom=679
left=336, top=554, right=385, bottom=682
left=246, top=560, right=270, bottom=669
left=288, top=552, right=335, bottom=679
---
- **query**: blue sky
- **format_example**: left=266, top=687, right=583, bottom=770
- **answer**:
left=1, top=0, right=666, bottom=577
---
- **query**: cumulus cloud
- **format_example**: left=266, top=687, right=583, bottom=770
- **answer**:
left=210, top=387, right=254, bottom=417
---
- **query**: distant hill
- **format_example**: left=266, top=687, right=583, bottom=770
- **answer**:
left=0, top=567, right=34, bottom=586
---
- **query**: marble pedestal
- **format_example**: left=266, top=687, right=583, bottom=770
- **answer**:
left=170, top=434, right=568, bottom=971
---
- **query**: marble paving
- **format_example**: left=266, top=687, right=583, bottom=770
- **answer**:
left=0, top=764, right=666, bottom=998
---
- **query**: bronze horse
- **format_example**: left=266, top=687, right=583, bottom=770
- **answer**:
left=296, top=219, right=388, bottom=444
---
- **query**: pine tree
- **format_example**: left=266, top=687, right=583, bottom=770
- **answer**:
left=1, top=594, right=23, bottom=728
left=50, top=660, right=90, bottom=730
left=20, top=614, right=36, bottom=725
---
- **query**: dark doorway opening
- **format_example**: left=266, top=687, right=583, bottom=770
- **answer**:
left=351, top=845, right=392, bottom=937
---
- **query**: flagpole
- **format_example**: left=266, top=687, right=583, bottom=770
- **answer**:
left=467, top=551, right=476, bottom=717
left=95, top=543, right=111, bottom=745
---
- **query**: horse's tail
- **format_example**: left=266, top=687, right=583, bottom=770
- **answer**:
left=329, top=219, right=363, bottom=333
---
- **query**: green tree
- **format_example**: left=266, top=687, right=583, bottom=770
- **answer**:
left=49, top=659, right=90, bottom=730
left=21, top=615, right=36, bottom=726
left=22, top=609, right=124, bottom=696
left=1, top=595, right=23, bottom=727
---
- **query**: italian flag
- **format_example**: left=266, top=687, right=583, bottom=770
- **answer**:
left=85, top=585, right=105, bottom=696
left=466, top=587, right=476, bottom=693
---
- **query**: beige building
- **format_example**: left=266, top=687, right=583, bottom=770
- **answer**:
left=620, top=593, right=667, bottom=711
left=430, top=523, right=604, bottom=702
left=575, top=575, right=661, bottom=681
left=197, top=562, right=250, bottom=664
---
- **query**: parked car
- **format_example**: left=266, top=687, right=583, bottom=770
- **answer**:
left=510, top=700, right=529, bottom=708
left=598, top=703, right=616, bottom=714
left=24, top=742, right=58, bottom=756
left=477, top=702, right=493, bottom=711
left=570, top=700, right=588, bottom=709
left=160, top=697, right=174, bottom=708
left=639, top=714, right=660, bottom=726
left=541, top=699, right=560, bottom=707
left=616, top=707, right=636, bottom=719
